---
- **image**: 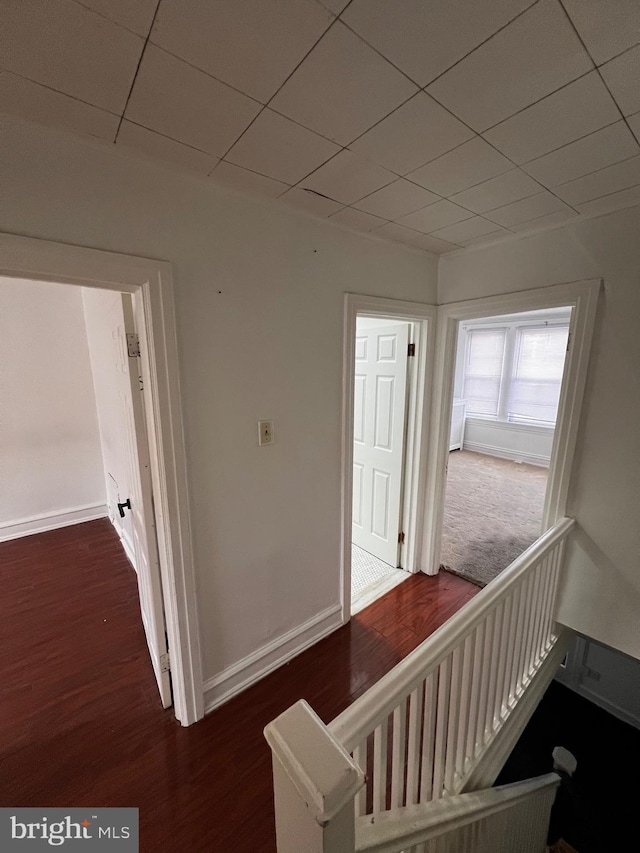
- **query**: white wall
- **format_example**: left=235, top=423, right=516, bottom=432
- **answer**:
left=0, top=276, right=105, bottom=538
left=0, top=118, right=438, bottom=696
left=462, top=418, right=554, bottom=466
left=82, top=288, right=135, bottom=564
left=439, top=206, right=640, bottom=660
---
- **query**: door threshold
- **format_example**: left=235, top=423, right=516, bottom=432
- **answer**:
left=351, top=570, right=409, bottom=615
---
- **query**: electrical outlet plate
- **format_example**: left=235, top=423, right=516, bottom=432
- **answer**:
left=258, top=419, right=274, bottom=446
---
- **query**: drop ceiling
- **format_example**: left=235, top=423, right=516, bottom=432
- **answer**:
left=2, top=0, right=639, bottom=255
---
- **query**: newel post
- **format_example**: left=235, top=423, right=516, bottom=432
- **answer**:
left=264, top=700, right=365, bottom=853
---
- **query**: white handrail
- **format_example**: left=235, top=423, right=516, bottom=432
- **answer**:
left=329, top=517, right=573, bottom=753
left=265, top=518, right=574, bottom=851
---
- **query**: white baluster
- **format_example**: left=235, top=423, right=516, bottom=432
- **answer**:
left=391, top=699, right=408, bottom=807
left=419, top=672, right=437, bottom=802
left=353, top=741, right=367, bottom=816
left=432, top=657, right=452, bottom=799
left=406, top=684, right=424, bottom=805
left=373, top=718, right=389, bottom=813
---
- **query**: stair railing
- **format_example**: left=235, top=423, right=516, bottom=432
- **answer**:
left=265, top=517, right=574, bottom=853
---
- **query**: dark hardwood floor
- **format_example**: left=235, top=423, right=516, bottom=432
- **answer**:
left=0, top=519, right=478, bottom=852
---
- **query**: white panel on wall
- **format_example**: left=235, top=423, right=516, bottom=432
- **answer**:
left=371, top=468, right=390, bottom=540
left=0, top=276, right=105, bottom=537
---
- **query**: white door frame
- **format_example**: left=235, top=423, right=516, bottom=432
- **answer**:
left=421, top=279, right=601, bottom=575
left=0, top=232, right=204, bottom=726
left=341, top=294, right=437, bottom=623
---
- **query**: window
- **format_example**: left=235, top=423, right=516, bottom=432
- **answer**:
left=463, top=316, right=570, bottom=427
left=508, top=326, right=569, bottom=425
left=463, top=328, right=506, bottom=417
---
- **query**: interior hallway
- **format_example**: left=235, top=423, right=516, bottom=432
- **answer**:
left=0, top=519, right=478, bottom=852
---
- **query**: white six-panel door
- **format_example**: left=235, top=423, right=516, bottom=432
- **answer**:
left=352, top=322, right=410, bottom=567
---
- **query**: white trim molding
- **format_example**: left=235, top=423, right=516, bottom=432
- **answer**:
left=0, top=232, right=204, bottom=726
left=203, top=604, right=342, bottom=714
left=423, top=279, right=601, bottom=574
left=461, top=441, right=550, bottom=468
left=0, top=502, right=108, bottom=542
left=341, top=294, right=437, bottom=620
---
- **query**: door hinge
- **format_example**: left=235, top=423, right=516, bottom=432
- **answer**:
left=127, top=332, right=140, bottom=357
left=160, top=652, right=171, bottom=673
left=407, top=342, right=416, bottom=357
left=566, top=332, right=571, bottom=352
left=398, top=531, right=405, bottom=544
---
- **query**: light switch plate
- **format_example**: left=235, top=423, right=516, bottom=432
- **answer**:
left=258, top=419, right=274, bottom=446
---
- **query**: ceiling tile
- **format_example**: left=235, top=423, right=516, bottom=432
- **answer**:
left=1, top=0, right=144, bottom=114
left=562, top=0, right=640, bottom=66
left=329, top=207, right=389, bottom=232
left=151, top=0, right=333, bottom=104
left=125, top=46, right=261, bottom=157
left=600, top=46, right=640, bottom=117
left=509, top=210, right=577, bottom=232
left=575, top=185, right=640, bottom=217
left=75, top=0, right=158, bottom=36
left=522, top=122, right=640, bottom=187
left=484, top=72, right=620, bottom=165
left=397, top=200, right=473, bottom=233
left=0, top=71, right=119, bottom=141
left=354, top=179, right=439, bottom=220
left=116, top=121, right=218, bottom=174
left=449, top=169, right=541, bottom=213
left=485, top=191, right=573, bottom=226
left=210, top=161, right=289, bottom=198
left=629, top=113, right=640, bottom=146
left=342, top=0, right=535, bottom=87
left=224, top=109, right=340, bottom=185
left=270, top=21, right=418, bottom=145
left=457, top=228, right=512, bottom=247
left=374, top=222, right=432, bottom=249
left=316, top=0, right=350, bottom=13
left=300, top=149, right=395, bottom=205
left=426, top=0, right=593, bottom=131
left=415, top=234, right=461, bottom=255
left=279, top=188, right=344, bottom=216
left=554, top=155, right=640, bottom=206
left=430, top=216, right=505, bottom=244
left=351, top=92, right=473, bottom=175
left=406, top=136, right=512, bottom=197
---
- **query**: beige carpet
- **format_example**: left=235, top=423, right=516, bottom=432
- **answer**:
left=440, top=450, right=548, bottom=588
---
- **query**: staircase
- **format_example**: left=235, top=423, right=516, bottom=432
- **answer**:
left=264, top=517, right=575, bottom=852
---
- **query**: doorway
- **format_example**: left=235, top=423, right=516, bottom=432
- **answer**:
left=0, top=232, right=203, bottom=726
left=341, top=294, right=437, bottom=621
left=441, top=307, right=572, bottom=586
left=351, top=316, right=413, bottom=612
left=421, top=279, right=600, bottom=578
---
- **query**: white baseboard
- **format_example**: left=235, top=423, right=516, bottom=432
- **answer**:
left=108, top=514, right=137, bottom=572
left=203, top=604, right=342, bottom=714
left=0, top=502, right=108, bottom=542
left=462, top=440, right=550, bottom=468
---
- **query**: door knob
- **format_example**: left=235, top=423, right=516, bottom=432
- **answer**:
left=117, top=499, right=131, bottom=518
